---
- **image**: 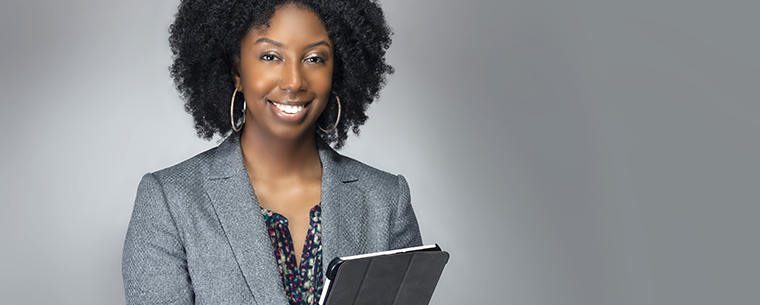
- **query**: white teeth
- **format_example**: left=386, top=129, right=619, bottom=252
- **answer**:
left=273, top=102, right=305, bottom=114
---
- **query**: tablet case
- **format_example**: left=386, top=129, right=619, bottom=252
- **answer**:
left=320, top=245, right=449, bottom=305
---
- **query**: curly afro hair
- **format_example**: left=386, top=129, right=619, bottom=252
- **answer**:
left=169, top=0, right=394, bottom=149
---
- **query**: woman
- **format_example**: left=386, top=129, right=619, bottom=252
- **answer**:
left=121, top=0, right=422, bottom=304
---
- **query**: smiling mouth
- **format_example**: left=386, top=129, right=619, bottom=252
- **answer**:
left=268, top=100, right=308, bottom=114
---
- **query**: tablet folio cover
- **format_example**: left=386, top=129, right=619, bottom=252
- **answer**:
left=321, top=245, right=449, bottom=305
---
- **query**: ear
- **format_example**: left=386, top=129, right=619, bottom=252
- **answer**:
left=231, top=60, right=242, bottom=91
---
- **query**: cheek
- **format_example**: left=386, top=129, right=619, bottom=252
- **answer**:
left=242, top=62, right=279, bottom=97
left=306, top=68, right=334, bottom=94
left=249, top=77, right=278, bottom=97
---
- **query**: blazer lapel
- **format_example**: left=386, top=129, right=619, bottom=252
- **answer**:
left=317, top=139, right=367, bottom=268
left=204, top=136, right=287, bottom=305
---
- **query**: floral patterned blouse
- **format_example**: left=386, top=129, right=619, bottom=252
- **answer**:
left=260, top=205, right=323, bottom=305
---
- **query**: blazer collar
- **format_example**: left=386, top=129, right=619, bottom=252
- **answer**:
left=204, top=135, right=364, bottom=304
left=206, top=135, right=357, bottom=182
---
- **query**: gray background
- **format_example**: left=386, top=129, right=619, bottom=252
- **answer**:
left=1, top=0, right=758, bottom=304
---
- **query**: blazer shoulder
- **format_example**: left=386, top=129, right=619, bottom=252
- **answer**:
left=149, top=145, right=218, bottom=188
left=335, top=154, right=403, bottom=189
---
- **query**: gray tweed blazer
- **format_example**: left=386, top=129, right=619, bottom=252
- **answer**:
left=122, top=135, right=422, bottom=304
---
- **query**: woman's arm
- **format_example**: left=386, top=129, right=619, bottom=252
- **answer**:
left=389, top=175, right=423, bottom=250
left=122, top=173, right=194, bottom=304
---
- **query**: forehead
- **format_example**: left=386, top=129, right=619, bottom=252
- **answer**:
left=249, top=4, right=330, bottom=46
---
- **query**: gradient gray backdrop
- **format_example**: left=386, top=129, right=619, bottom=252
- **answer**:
left=1, top=0, right=758, bottom=304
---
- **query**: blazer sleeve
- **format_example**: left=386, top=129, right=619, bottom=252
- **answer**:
left=389, top=175, right=424, bottom=250
left=122, top=173, right=194, bottom=304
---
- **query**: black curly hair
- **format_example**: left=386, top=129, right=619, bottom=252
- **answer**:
left=169, top=0, right=394, bottom=148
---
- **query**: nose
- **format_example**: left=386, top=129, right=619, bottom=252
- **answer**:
left=279, top=61, right=306, bottom=92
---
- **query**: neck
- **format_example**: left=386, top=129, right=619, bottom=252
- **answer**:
left=238, top=127, right=322, bottom=182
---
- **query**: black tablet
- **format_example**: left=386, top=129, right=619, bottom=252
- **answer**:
left=319, top=244, right=450, bottom=305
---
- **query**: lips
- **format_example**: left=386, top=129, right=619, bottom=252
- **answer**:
left=267, top=99, right=311, bottom=121
left=271, top=101, right=305, bottom=114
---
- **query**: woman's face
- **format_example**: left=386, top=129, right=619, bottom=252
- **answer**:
left=234, top=4, right=333, bottom=141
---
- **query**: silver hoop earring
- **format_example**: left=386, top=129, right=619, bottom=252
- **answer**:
left=318, top=93, right=341, bottom=133
left=230, top=87, right=245, bottom=132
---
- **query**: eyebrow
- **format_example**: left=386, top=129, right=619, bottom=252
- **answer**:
left=304, top=41, right=331, bottom=51
left=254, top=37, right=332, bottom=51
left=255, top=37, right=284, bottom=48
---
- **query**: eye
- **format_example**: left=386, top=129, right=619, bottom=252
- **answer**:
left=304, top=56, right=326, bottom=64
left=261, top=53, right=279, bottom=61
